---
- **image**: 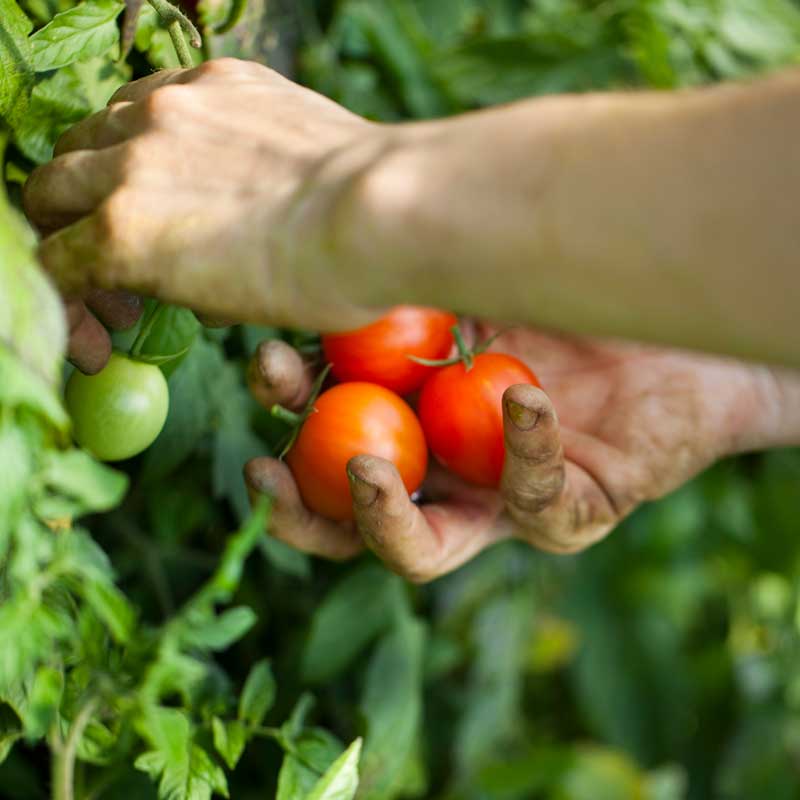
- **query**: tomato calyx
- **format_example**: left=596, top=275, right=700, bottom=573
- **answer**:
left=409, top=324, right=509, bottom=372
left=271, top=363, right=332, bottom=459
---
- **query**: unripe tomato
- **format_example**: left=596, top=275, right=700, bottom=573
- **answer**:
left=65, top=352, right=169, bottom=462
left=321, top=306, right=457, bottom=395
left=417, top=353, right=540, bottom=487
left=286, top=382, right=428, bottom=521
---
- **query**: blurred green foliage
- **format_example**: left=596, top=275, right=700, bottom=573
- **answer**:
left=1, top=0, right=800, bottom=798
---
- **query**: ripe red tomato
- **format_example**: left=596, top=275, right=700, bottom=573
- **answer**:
left=286, top=382, right=428, bottom=521
left=321, top=306, right=457, bottom=395
left=417, top=353, right=540, bottom=488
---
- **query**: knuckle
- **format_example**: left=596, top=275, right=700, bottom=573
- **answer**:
left=503, top=477, right=562, bottom=515
left=141, top=85, right=193, bottom=119
left=199, top=57, right=240, bottom=76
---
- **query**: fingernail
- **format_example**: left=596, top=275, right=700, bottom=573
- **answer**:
left=347, top=470, right=378, bottom=506
left=506, top=399, right=538, bottom=431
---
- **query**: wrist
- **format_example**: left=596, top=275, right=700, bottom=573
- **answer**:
left=722, top=365, right=800, bottom=455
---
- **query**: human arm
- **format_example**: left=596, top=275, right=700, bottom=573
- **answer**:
left=331, top=71, right=800, bottom=368
left=23, top=59, right=800, bottom=366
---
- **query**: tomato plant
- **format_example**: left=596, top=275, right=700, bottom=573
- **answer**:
left=65, top=351, right=170, bottom=461
left=322, top=305, right=456, bottom=395
left=286, top=382, right=428, bottom=521
left=418, top=351, right=540, bottom=487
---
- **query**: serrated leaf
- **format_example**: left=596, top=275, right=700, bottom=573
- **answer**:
left=135, top=707, right=229, bottom=800
left=14, top=64, right=91, bottom=164
left=302, top=563, right=405, bottom=683
left=211, top=717, right=246, bottom=770
left=40, top=449, right=128, bottom=516
left=276, top=728, right=345, bottom=800
left=30, top=0, right=124, bottom=72
left=306, top=738, right=362, bottom=800
left=0, top=0, right=34, bottom=130
left=238, top=659, right=275, bottom=727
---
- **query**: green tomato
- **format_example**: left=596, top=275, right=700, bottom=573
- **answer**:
left=65, top=352, right=169, bottom=462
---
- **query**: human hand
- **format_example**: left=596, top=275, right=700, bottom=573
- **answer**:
left=22, top=58, right=387, bottom=335
left=244, top=322, right=797, bottom=582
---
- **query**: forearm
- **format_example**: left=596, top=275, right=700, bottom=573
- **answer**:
left=333, top=70, right=800, bottom=367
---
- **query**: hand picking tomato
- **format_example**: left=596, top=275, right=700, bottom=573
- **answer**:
left=322, top=306, right=457, bottom=395
left=65, top=352, right=169, bottom=462
left=418, top=352, right=540, bottom=487
left=285, top=382, right=428, bottom=521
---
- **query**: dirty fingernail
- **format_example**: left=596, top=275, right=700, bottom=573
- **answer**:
left=347, top=470, right=379, bottom=507
left=506, top=399, right=538, bottom=431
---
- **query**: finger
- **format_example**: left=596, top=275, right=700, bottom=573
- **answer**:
left=247, top=340, right=313, bottom=411
left=37, top=213, right=111, bottom=294
left=500, top=384, right=566, bottom=521
left=108, top=69, right=188, bottom=104
left=84, top=288, right=143, bottom=330
left=65, top=299, right=111, bottom=375
left=54, top=102, right=142, bottom=156
left=347, top=455, right=510, bottom=583
left=244, top=457, right=363, bottom=560
left=23, top=148, right=122, bottom=232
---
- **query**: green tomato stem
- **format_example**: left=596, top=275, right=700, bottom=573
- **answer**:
left=451, top=325, right=473, bottom=370
left=52, top=696, right=100, bottom=800
left=214, top=0, right=247, bottom=34
left=146, top=0, right=201, bottom=67
left=271, top=406, right=303, bottom=427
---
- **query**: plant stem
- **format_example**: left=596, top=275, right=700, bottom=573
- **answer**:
left=452, top=325, right=473, bottom=370
left=271, top=406, right=303, bottom=427
left=52, top=696, right=100, bottom=800
left=167, top=19, right=194, bottom=68
left=146, top=0, right=201, bottom=68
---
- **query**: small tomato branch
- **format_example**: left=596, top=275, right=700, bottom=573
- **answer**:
left=146, top=0, right=201, bottom=69
left=52, top=696, right=100, bottom=800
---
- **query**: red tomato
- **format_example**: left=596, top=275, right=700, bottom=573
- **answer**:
left=286, top=382, right=428, bottom=521
left=322, top=306, right=457, bottom=395
left=417, top=353, right=540, bottom=488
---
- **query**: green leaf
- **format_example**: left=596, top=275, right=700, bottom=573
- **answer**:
left=39, top=449, right=128, bottom=516
left=24, top=665, right=63, bottom=740
left=14, top=64, right=91, bottom=164
left=0, top=0, right=34, bottom=130
left=81, top=578, right=135, bottom=643
left=30, top=0, right=124, bottom=71
left=179, top=606, right=257, bottom=651
left=302, top=562, right=405, bottom=683
left=358, top=614, right=426, bottom=800
left=133, top=302, right=201, bottom=368
left=211, top=717, right=246, bottom=770
left=238, top=659, right=275, bottom=727
left=0, top=702, right=23, bottom=764
left=135, top=707, right=229, bottom=800
left=71, top=54, right=131, bottom=110
left=276, top=728, right=345, bottom=800
left=306, top=738, right=362, bottom=800
left=142, top=337, right=226, bottom=482
left=0, top=187, right=66, bottom=386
